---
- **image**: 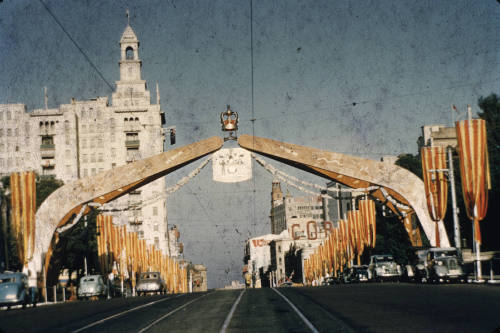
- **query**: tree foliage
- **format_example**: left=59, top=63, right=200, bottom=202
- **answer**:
left=284, top=243, right=303, bottom=283
left=477, top=93, right=500, bottom=250
left=395, top=153, right=422, bottom=179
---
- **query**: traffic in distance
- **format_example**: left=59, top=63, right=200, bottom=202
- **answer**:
left=320, top=247, right=468, bottom=285
left=0, top=246, right=477, bottom=311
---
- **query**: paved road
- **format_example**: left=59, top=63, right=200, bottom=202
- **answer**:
left=1, top=284, right=499, bottom=332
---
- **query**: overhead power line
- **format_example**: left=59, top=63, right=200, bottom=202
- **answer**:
left=38, top=0, right=114, bottom=91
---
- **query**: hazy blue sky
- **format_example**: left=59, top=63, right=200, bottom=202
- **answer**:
left=1, top=0, right=499, bottom=288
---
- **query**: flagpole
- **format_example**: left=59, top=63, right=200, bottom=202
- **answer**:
left=447, top=146, right=461, bottom=248
left=474, top=206, right=483, bottom=282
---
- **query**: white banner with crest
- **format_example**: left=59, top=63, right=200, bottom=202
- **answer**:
left=212, top=148, right=252, bottom=183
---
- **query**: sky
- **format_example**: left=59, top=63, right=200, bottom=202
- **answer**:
left=1, top=0, right=499, bottom=288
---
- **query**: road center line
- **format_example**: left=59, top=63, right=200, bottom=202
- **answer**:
left=70, top=295, right=181, bottom=333
left=220, top=288, right=246, bottom=333
left=272, top=288, right=319, bottom=333
left=137, top=293, right=210, bottom=333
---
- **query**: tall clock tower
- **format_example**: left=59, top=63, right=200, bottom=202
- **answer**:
left=112, top=24, right=151, bottom=107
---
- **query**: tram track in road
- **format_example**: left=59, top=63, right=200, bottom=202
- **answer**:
left=71, top=294, right=184, bottom=333
left=137, top=292, right=210, bottom=332
left=276, top=287, right=357, bottom=333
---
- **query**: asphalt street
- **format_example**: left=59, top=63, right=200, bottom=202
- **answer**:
left=0, top=284, right=498, bottom=333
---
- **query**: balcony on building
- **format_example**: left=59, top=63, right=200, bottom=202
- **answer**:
left=129, top=218, right=143, bottom=225
left=40, top=135, right=55, bottom=158
left=125, top=132, right=140, bottom=149
left=125, top=139, right=140, bottom=149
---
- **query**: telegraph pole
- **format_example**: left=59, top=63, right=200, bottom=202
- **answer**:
left=84, top=215, right=88, bottom=276
left=447, top=147, right=461, bottom=248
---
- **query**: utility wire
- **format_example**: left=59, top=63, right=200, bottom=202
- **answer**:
left=38, top=0, right=114, bottom=91
left=250, top=0, right=257, bottom=236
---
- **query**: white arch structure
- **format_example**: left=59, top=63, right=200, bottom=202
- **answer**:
left=28, top=135, right=448, bottom=284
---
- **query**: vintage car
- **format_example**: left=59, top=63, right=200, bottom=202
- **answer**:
left=414, top=247, right=466, bottom=283
left=77, top=275, right=107, bottom=300
left=368, top=255, right=402, bottom=282
left=0, top=271, right=37, bottom=309
left=343, top=265, right=370, bottom=283
left=136, top=272, right=166, bottom=295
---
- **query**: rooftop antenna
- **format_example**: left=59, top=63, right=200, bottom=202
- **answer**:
left=156, top=82, right=160, bottom=105
left=44, top=86, right=48, bottom=109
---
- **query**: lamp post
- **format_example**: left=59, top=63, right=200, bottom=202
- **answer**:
left=447, top=146, right=461, bottom=249
left=84, top=214, right=88, bottom=276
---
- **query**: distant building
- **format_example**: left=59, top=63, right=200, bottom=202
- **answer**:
left=0, top=23, right=173, bottom=254
left=420, top=125, right=457, bottom=149
left=261, top=181, right=354, bottom=285
left=188, top=264, right=207, bottom=292
left=243, top=231, right=288, bottom=288
left=270, top=188, right=324, bottom=235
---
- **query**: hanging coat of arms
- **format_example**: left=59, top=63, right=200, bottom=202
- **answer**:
left=212, top=148, right=252, bottom=183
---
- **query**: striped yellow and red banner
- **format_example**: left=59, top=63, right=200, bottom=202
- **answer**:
left=10, top=172, right=36, bottom=269
left=359, top=198, right=376, bottom=248
left=95, top=214, right=186, bottom=293
left=456, top=119, right=491, bottom=244
left=421, top=146, right=448, bottom=247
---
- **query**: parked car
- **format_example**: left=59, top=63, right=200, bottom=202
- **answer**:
left=136, top=272, right=166, bottom=295
left=323, top=276, right=340, bottom=285
left=77, top=275, right=107, bottom=300
left=0, top=271, right=37, bottom=309
left=368, top=255, right=402, bottom=282
left=278, top=281, right=293, bottom=287
left=342, top=265, right=370, bottom=283
left=414, top=247, right=466, bottom=283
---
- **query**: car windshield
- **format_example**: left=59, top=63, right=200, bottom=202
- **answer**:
left=375, top=257, right=394, bottom=263
left=0, top=277, right=16, bottom=283
left=434, top=250, right=458, bottom=258
left=141, top=273, right=159, bottom=279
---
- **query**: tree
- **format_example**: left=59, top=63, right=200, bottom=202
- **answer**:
left=284, top=243, right=303, bottom=283
left=36, top=175, right=64, bottom=209
left=477, top=93, right=500, bottom=251
left=395, top=153, right=422, bottom=179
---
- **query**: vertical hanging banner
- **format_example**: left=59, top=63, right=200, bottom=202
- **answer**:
left=421, top=146, right=448, bottom=247
left=359, top=198, right=376, bottom=248
left=212, top=148, right=252, bottom=183
left=10, top=172, right=36, bottom=269
left=455, top=118, right=490, bottom=244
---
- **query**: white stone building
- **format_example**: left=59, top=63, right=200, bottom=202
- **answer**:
left=420, top=125, right=457, bottom=149
left=0, top=24, right=172, bottom=254
left=267, top=181, right=353, bottom=284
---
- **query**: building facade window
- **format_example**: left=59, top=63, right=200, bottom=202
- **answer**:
left=153, top=206, right=158, bottom=216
